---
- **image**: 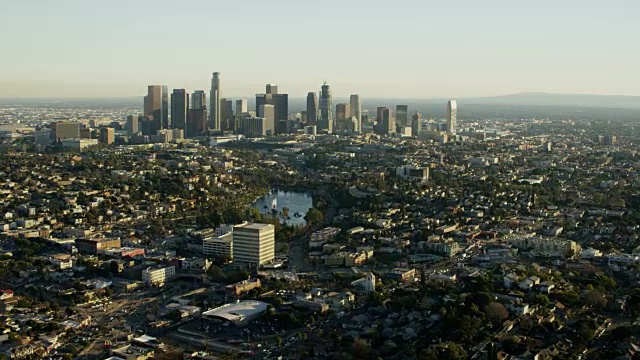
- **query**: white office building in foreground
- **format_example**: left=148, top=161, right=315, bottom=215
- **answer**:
left=232, top=223, right=275, bottom=266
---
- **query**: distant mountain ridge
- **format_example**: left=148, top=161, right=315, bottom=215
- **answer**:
left=462, top=92, right=640, bottom=110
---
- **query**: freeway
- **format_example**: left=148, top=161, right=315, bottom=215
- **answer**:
left=170, top=332, right=242, bottom=353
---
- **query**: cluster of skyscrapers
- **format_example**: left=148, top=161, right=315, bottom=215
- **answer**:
left=303, top=84, right=363, bottom=134
left=129, top=71, right=458, bottom=141
left=133, top=84, right=207, bottom=140
left=132, top=73, right=292, bottom=139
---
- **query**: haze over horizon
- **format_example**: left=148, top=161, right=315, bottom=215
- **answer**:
left=1, top=0, right=638, bottom=99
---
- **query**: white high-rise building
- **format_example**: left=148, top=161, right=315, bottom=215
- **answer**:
left=349, top=95, right=361, bottom=132
left=236, top=99, right=248, bottom=114
left=232, top=223, right=275, bottom=266
left=446, top=100, right=457, bottom=135
left=210, top=72, right=221, bottom=130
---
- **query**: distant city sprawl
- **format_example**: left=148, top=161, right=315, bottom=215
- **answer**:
left=0, top=76, right=638, bottom=360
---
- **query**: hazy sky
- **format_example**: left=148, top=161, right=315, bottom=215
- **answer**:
left=1, top=0, right=638, bottom=98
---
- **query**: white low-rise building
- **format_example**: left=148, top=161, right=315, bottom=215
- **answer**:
left=351, top=273, right=376, bottom=294
left=142, top=266, right=176, bottom=287
left=395, top=165, right=429, bottom=181
left=61, top=139, right=99, bottom=151
left=50, top=255, right=73, bottom=270
left=509, top=235, right=580, bottom=257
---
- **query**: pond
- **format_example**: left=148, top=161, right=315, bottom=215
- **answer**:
left=251, top=189, right=313, bottom=227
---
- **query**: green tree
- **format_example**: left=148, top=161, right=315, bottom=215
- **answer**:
left=305, top=208, right=323, bottom=224
left=484, top=302, right=509, bottom=325
left=453, top=315, right=482, bottom=343
left=207, top=265, right=226, bottom=282
left=583, top=289, right=607, bottom=308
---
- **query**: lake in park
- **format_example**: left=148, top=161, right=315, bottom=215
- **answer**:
left=251, top=190, right=313, bottom=227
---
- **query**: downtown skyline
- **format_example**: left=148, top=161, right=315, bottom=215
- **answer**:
left=1, top=0, right=639, bottom=98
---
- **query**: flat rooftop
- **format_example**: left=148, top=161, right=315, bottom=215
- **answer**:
left=234, top=223, right=273, bottom=230
left=204, top=233, right=232, bottom=242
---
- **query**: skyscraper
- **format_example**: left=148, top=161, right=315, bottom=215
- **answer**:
left=259, top=104, right=275, bottom=135
left=99, top=127, right=115, bottom=144
left=273, top=93, right=288, bottom=123
left=376, top=106, right=386, bottom=126
left=383, top=108, right=395, bottom=135
left=144, top=85, right=167, bottom=134
left=209, top=72, right=221, bottom=130
left=144, top=85, right=161, bottom=119
left=220, top=98, right=233, bottom=131
left=350, top=95, right=361, bottom=132
left=187, top=108, right=207, bottom=138
left=255, top=94, right=266, bottom=117
left=319, top=82, right=333, bottom=133
left=411, top=113, right=422, bottom=137
left=171, top=89, right=189, bottom=131
left=126, top=115, right=139, bottom=135
left=256, top=84, right=289, bottom=132
left=188, top=90, right=207, bottom=138
left=256, top=84, right=288, bottom=132
left=191, top=90, right=206, bottom=110
left=396, top=105, right=408, bottom=128
left=162, top=85, right=169, bottom=129
left=376, top=107, right=394, bottom=135
left=335, top=103, right=351, bottom=132
left=306, top=92, right=318, bottom=125
left=263, top=84, right=275, bottom=114
left=447, top=100, right=457, bottom=135
left=266, top=84, right=278, bottom=95
left=336, top=103, right=350, bottom=121
left=236, top=99, right=248, bottom=114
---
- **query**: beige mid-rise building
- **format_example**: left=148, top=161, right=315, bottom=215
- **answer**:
left=232, top=223, right=275, bottom=266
